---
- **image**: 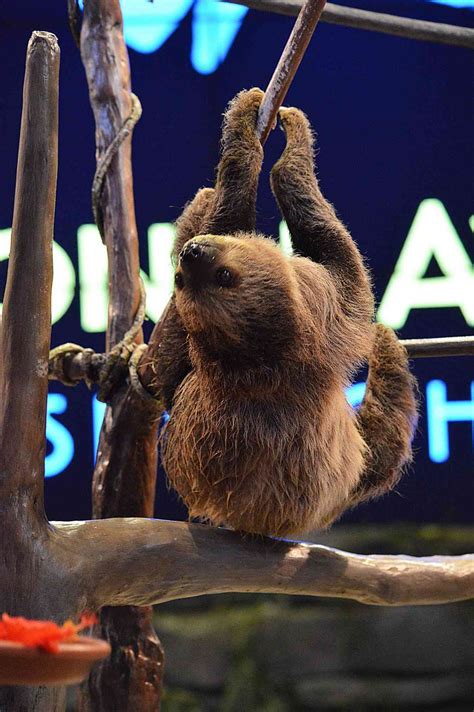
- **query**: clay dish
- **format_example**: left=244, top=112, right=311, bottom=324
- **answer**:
left=0, top=637, right=111, bottom=686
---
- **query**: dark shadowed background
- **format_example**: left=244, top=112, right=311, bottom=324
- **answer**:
left=1, top=3, right=473, bottom=709
left=0, top=0, right=473, bottom=525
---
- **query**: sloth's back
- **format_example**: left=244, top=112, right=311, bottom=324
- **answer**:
left=162, top=370, right=366, bottom=536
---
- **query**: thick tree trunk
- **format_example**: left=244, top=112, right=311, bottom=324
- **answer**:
left=0, top=685, right=66, bottom=712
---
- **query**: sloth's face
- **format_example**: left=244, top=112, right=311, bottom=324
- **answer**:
left=174, top=233, right=300, bottom=361
left=175, top=236, right=235, bottom=293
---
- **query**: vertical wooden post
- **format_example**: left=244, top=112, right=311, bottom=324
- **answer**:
left=0, top=31, right=59, bottom=521
left=78, top=1, right=164, bottom=709
left=0, top=31, right=66, bottom=712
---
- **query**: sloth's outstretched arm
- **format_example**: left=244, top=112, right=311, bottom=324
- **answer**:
left=353, top=323, right=418, bottom=504
left=154, top=90, right=265, bottom=406
left=270, top=108, right=371, bottom=308
left=175, top=88, right=264, bottom=254
left=205, top=88, right=264, bottom=235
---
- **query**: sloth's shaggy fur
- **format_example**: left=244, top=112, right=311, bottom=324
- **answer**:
left=156, top=89, right=418, bottom=537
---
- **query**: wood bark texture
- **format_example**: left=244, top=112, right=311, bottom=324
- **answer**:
left=78, top=1, right=164, bottom=709
left=0, top=31, right=67, bottom=712
left=53, top=520, right=474, bottom=608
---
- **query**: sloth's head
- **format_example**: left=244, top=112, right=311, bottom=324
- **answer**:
left=174, top=233, right=301, bottom=364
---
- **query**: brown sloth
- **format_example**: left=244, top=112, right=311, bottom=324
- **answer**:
left=155, top=88, right=418, bottom=537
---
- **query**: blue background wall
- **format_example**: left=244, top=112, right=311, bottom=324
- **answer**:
left=0, top=1, right=472, bottom=524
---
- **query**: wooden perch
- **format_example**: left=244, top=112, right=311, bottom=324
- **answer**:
left=80, top=2, right=141, bottom=351
left=227, top=0, right=474, bottom=49
left=78, top=0, right=163, bottom=709
left=51, top=520, right=474, bottom=608
left=48, top=333, right=474, bottom=398
left=402, top=335, right=474, bottom=359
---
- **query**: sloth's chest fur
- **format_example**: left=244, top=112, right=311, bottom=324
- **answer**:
left=162, top=370, right=366, bottom=536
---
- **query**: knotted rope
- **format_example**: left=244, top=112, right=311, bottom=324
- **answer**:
left=48, top=280, right=159, bottom=405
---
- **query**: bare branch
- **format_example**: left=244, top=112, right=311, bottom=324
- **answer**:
left=79, top=0, right=160, bottom=521
left=52, top=520, right=474, bottom=609
left=401, top=335, right=474, bottom=359
left=49, top=331, right=474, bottom=395
left=257, top=0, right=327, bottom=144
left=227, top=0, right=474, bottom=50
left=0, top=32, right=59, bottom=515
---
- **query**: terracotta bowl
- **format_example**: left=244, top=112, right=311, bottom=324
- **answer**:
left=0, top=637, right=111, bottom=686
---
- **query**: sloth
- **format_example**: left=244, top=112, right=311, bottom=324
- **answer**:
left=155, top=88, right=418, bottom=537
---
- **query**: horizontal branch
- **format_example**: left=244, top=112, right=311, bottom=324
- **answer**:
left=228, top=0, right=474, bottom=49
left=401, top=335, right=474, bottom=358
left=48, top=333, right=474, bottom=393
left=51, top=519, right=474, bottom=609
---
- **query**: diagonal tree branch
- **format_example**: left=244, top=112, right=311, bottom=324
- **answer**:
left=0, top=32, right=59, bottom=521
left=52, top=520, right=474, bottom=609
left=257, top=0, right=327, bottom=143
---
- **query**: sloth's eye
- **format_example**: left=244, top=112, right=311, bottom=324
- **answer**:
left=215, top=267, right=233, bottom=287
left=175, top=272, right=184, bottom=289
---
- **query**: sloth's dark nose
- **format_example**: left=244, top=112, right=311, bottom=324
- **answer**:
left=180, top=242, right=207, bottom=263
left=178, top=241, right=218, bottom=289
left=179, top=242, right=217, bottom=281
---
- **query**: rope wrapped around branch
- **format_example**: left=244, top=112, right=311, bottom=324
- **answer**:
left=67, top=1, right=143, bottom=241
left=92, top=93, right=142, bottom=241
left=48, top=280, right=159, bottom=405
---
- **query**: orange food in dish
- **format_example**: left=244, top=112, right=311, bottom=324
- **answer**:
left=0, top=613, right=98, bottom=653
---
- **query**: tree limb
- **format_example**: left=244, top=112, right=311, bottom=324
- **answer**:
left=80, top=1, right=141, bottom=352
left=257, top=0, right=327, bottom=144
left=227, top=0, right=474, bottom=49
left=0, top=32, right=65, bottom=711
left=52, top=520, right=474, bottom=609
left=48, top=332, right=474, bottom=395
left=401, top=335, right=474, bottom=359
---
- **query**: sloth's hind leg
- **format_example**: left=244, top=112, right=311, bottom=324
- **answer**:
left=352, top=324, right=418, bottom=505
